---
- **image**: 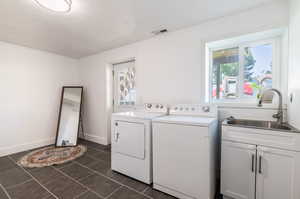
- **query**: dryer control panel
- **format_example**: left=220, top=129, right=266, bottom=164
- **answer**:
left=144, top=103, right=168, bottom=113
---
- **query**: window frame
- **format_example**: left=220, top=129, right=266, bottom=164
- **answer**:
left=207, top=36, right=281, bottom=104
left=112, top=59, right=136, bottom=112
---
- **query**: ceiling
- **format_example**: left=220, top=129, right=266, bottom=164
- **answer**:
left=0, top=0, right=279, bottom=58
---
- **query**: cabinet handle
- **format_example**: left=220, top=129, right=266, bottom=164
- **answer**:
left=258, top=155, right=262, bottom=174
left=251, top=154, right=255, bottom=173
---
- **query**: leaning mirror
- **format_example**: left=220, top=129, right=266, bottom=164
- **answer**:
left=55, top=86, right=83, bottom=147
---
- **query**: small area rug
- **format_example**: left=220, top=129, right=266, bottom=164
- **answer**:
left=18, top=145, right=87, bottom=168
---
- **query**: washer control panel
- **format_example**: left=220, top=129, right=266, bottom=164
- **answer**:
left=170, top=104, right=217, bottom=117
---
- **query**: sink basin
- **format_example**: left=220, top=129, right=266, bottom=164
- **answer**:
left=224, top=118, right=300, bottom=133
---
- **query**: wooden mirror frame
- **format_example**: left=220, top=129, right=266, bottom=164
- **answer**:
left=55, top=86, right=83, bottom=147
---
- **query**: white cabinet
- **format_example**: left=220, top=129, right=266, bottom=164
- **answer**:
left=221, top=125, right=300, bottom=199
left=256, top=146, right=300, bottom=199
left=221, top=141, right=256, bottom=199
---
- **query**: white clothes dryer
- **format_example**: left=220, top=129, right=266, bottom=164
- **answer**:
left=111, top=103, right=168, bottom=184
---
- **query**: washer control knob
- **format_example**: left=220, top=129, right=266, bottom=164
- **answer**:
left=202, top=106, right=210, bottom=112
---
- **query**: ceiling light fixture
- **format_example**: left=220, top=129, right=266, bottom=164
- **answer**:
left=34, top=0, right=72, bottom=13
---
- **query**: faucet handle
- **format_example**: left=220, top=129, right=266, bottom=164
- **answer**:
left=227, top=116, right=235, bottom=121
left=258, top=98, right=263, bottom=107
left=272, top=112, right=282, bottom=119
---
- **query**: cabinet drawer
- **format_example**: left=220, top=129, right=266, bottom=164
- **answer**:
left=222, top=125, right=300, bottom=151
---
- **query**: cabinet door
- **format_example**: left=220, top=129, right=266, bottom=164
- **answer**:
left=221, top=141, right=256, bottom=199
left=256, top=146, right=300, bottom=199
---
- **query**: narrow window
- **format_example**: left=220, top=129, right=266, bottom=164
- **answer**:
left=113, top=60, right=136, bottom=111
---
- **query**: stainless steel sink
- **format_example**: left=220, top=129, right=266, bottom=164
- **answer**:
left=224, top=118, right=300, bottom=133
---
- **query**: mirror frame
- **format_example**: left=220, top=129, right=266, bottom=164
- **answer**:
left=55, top=86, right=83, bottom=147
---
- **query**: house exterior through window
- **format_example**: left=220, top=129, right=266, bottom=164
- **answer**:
left=206, top=30, right=283, bottom=103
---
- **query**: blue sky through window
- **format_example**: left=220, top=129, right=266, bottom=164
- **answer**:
left=249, top=44, right=272, bottom=77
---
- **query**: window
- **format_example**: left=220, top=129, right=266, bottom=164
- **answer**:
left=113, top=60, right=136, bottom=109
left=208, top=34, right=280, bottom=103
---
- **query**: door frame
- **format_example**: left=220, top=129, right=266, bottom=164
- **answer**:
left=105, top=57, right=136, bottom=145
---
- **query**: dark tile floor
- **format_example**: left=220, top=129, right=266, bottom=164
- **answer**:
left=0, top=139, right=179, bottom=199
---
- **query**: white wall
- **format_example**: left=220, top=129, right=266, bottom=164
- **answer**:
left=79, top=1, right=289, bottom=145
left=288, top=0, right=300, bottom=129
left=0, top=42, right=79, bottom=156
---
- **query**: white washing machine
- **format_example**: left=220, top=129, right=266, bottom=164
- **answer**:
left=111, top=103, right=168, bottom=184
left=152, top=104, right=218, bottom=199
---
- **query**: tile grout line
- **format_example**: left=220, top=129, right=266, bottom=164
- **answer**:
left=79, top=140, right=106, bottom=151
left=53, top=162, right=75, bottom=170
left=0, top=183, right=12, bottom=199
left=104, top=185, right=123, bottom=199
left=73, top=190, right=89, bottom=199
left=83, top=153, right=108, bottom=164
left=76, top=162, right=148, bottom=196
left=81, top=141, right=154, bottom=198
left=5, top=178, right=34, bottom=190
left=83, top=141, right=156, bottom=198
left=76, top=146, right=110, bottom=163
left=84, top=145, right=110, bottom=157
left=6, top=141, right=153, bottom=199
left=74, top=161, right=153, bottom=199
left=7, top=156, right=59, bottom=199
left=142, top=186, right=150, bottom=193
left=77, top=145, right=110, bottom=164
left=41, top=194, right=54, bottom=199
left=6, top=141, right=109, bottom=199
left=76, top=173, right=95, bottom=182
left=88, top=147, right=110, bottom=154
left=51, top=165, right=106, bottom=199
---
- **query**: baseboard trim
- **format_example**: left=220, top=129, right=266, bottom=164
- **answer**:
left=0, top=134, right=108, bottom=157
left=0, top=138, right=56, bottom=157
left=79, top=133, right=108, bottom=145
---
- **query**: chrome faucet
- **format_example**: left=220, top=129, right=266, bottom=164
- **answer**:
left=258, top=88, right=283, bottom=125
